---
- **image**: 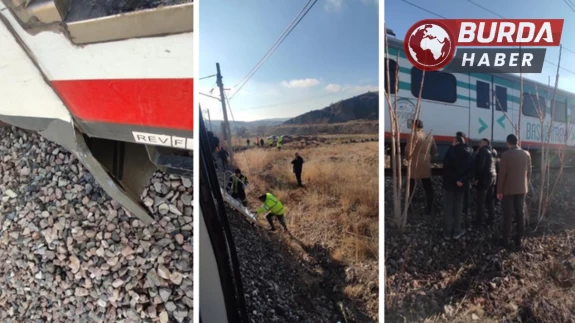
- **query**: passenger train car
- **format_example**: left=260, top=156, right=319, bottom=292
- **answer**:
left=384, top=37, right=575, bottom=165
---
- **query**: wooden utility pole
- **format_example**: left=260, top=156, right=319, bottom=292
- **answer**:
left=216, top=63, right=233, bottom=165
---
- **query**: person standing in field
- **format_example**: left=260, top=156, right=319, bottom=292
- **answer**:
left=291, top=152, right=304, bottom=187
left=474, top=138, right=497, bottom=227
left=256, top=192, right=288, bottom=232
left=246, top=138, right=251, bottom=147
left=277, top=135, right=283, bottom=151
left=442, top=135, right=474, bottom=240
left=268, top=137, right=274, bottom=147
left=497, top=134, right=531, bottom=250
left=260, top=138, right=264, bottom=148
left=405, top=119, right=437, bottom=216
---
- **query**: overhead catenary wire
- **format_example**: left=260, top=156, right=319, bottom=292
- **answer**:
left=200, top=74, right=217, bottom=80
left=564, top=0, right=575, bottom=12
left=230, top=0, right=316, bottom=91
left=229, top=0, right=318, bottom=100
left=465, top=0, right=575, bottom=75
left=400, top=0, right=447, bottom=19
left=399, top=0, right=575, bottom=76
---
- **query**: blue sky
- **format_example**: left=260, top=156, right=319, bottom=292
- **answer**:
left=385, top=0, right=575, bottom=91
left=199, top=0, right=379, bottom=121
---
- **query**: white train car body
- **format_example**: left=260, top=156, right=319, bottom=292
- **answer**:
left=384, top=38, right=575, bottom=160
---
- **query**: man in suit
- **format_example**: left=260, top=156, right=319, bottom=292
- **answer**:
left=497, top=134, right=532, bottom=249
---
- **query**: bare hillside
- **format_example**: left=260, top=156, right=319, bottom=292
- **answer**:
left=283, top=92, right=379, bottom=125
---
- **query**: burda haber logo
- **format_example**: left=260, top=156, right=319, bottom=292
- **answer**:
left=404, top=19, right=564, bottom=73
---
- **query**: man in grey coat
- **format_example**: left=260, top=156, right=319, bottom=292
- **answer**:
left=497, top=134, right=532, bottom=249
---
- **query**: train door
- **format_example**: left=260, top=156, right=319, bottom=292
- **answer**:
left=491, top=76, right=511, bottom=144
left=470, top=76, right=495, bottom=143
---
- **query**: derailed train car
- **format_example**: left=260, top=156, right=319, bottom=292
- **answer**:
left=0, top=0, right=193, bottom=223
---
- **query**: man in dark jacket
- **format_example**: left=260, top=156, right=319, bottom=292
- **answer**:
left=442, top=135, right=474, bottom=240
left=474, top=138, right=497, bottom=226
left=218, top=146, right=229, bottom=170
left=227, top=168, right=248, bottom=206
left=291, top=152, right=304, bottom=187
left=457, top=131, right=474, bottom=218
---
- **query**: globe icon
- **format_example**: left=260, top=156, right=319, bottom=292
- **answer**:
left=407, top=23, right=452, bottom=69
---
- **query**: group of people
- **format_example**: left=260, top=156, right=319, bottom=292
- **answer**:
left=247, top=138, right=266, bottom=147
left=224, top=151, right=305, bottom=231
left=247, top=136, right=284, bottom=150
left=408, top=120, right=532, bottom=249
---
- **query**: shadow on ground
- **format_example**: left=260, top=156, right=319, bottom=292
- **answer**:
left=227, top=208, right=374, bottom=322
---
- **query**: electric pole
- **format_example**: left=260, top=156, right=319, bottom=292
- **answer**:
left=216, top=63, right=233, bottom=165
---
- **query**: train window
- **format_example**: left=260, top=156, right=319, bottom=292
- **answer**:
left=476, top=81, right=490, bottom=109
left=495, top=86, right=508, bottom=112
left=522, top=92, right=546, bottom=118
left=385, top=59, right=398, bottom=94
left=410, top=68, right=457, bottom=103
left=553, top=100, right=568, bottom=122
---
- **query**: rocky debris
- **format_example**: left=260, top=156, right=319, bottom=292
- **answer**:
left=227, top=206, right=377, bottom=323
left=0, top=127, right=193, bottom=322
left=385, top=174, right=575, bottom=322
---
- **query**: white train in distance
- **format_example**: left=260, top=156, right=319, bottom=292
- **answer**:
left=384, top=36, right=575, bottom=166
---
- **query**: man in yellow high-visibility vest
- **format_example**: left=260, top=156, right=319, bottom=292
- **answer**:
left=256, top=192, right=288, bottom=231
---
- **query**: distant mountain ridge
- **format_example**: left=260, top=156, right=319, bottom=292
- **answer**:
left=283, top=91, right=379, bottom=125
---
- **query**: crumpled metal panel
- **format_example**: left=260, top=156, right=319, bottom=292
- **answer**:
left=221, top=188, right=257, bottom=222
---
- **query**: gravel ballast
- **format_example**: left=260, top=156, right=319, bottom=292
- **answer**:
left=0, top=127, right=193, bottom=322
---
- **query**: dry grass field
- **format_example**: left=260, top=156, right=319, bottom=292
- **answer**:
left=220, top=137, right=379, bottom=321
left=236, top=140, right=379, bottom=262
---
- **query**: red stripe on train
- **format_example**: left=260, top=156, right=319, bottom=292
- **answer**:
left=52, top=79, right=193, bottom=131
